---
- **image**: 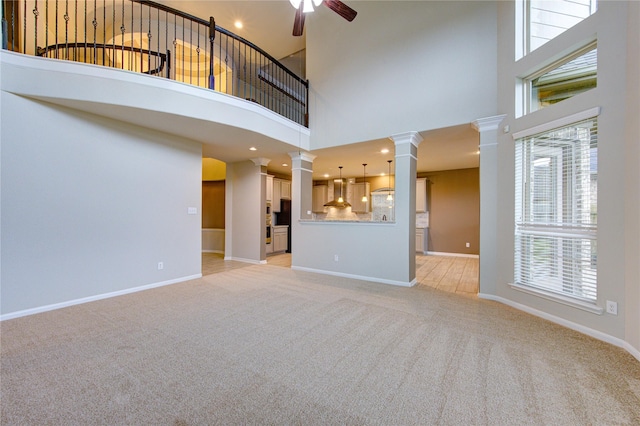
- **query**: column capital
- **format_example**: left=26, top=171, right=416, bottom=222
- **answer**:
left=471, top=115, right=506, bottom=132
left=288, top=151, right=316, bottom=163
left=250, top=157, right=271, bottom=167
left=390, top=131, right=423, bottom=147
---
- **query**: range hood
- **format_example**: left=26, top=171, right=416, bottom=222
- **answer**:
left=324, top=178, right=351, bottom=208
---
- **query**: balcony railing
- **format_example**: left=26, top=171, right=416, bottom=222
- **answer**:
left=1, top=0, right=309, bottom=127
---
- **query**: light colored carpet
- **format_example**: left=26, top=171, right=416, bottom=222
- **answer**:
left=1, top=264, right=639, bottom=425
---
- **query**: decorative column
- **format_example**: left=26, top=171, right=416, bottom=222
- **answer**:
left=390, top=131, right=423, bottom=284
left=288, top=151, right=316, bottom=266
left=472, top=115, right=506, bottom=296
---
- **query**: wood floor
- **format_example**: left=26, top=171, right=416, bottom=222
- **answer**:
left=202, top=252, right=479, bottom=296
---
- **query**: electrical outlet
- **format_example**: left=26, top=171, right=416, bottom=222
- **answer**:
left=606, top=300, right=618, bottom=315
left=465, top=242, right=470, bottom=248
left=158, top=262, right=164, bottom=270
left=334, top=254, right=339, bottom=262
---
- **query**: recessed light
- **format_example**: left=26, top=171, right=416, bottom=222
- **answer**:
left=381, top=148, right=389, bottom=154
left=323, top=173, right=329, bottom=178
left=282, top=163, right=288, bottom=167
left=234, top=21, right=243, bottom=29
left=249, top=147, right=257, bottom=151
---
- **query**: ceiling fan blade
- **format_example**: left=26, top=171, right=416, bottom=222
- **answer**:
left=292, top=7, right=306, bottom=36
left=323, top=0, right=357, bottom=22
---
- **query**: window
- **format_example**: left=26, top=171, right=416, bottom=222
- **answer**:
left=515, top=118, right=597, bottom=302
left=526, top=43, right=597, bottom=113
left=523, top=0, right=598, bottom=55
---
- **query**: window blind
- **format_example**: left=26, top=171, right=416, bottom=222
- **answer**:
left=515, top=118, right=598, bottom=302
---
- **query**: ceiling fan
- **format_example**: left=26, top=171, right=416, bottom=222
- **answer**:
left=290, top=0, right=357, bottom=37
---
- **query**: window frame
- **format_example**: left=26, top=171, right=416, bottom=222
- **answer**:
left=511, top=109, right=602, bottom=314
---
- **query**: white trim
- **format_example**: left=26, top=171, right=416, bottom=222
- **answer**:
left=478, top=293, right=640, bottom=363
left=426, top=251, right=480, bottom=259
left=292, top=167, right=314, bottom=173
left=471, top=114, right=506, bottom=132
left=479, top=142, right=498, bottom=149
left=202, top=250, right=224, bottom=254
left=0, top=274, right=202, bottom=321
left=390, top=131, right=423, bottom=147
left=508, top=282, right=603, bottom=314
left=252, top=158, right=271, bottom=167
left=223, top=256, right=267, bottom=264
left=289, top=151, right=316, bottom=163
left=292, top=266, right=416, bottom=287
left=512, top=107, right=601, bottom=140
left=395, top=153, right=418, bottom=161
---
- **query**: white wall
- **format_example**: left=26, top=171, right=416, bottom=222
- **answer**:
left=307, top=1, right=498, bottom=148
left=493, top=1, right=640, bottom=358
left=624, top=0, right=640, bottom=355
left=0, top=93, right=202, bottom=317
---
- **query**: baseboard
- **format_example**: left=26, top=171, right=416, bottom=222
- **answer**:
left=292, top=266, right=416, bottom=287
left=202, top=250, right=224, bottom=254
left=0, top=274, right=202, bottom=322
left=479, top=293, right=640, bottom=363
left=426, top=251, right=479, bottom=259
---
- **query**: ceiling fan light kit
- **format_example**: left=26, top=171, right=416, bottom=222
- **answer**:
left=291, top=0, right=357, bottom=36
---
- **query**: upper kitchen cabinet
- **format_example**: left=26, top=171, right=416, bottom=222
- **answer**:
left=348, top=182, right=370, bottom=213
left=312, top=185, right=328, bottom=212
left=271, top=178, right=292, bottom=213
left=280, top=180, right=291, bottom=200
left=416, top=178, right=427, bottom=213
left=266, top=175, right=274, bottom=202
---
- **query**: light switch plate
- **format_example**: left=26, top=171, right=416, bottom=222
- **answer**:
left=188, top=207, right=197, bottom=215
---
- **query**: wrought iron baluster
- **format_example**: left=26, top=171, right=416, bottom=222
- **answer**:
left=83, top=0, right=87, bottom=62
left=188, top=19, right=192, bottom=85
left=208, top=17, right=215, bottom=90
left=139, top=1, right=142, bottom=73
left=64, top=0, right=70, bottom=60
left=196, top=23, right=200, bottom=87
left=92, top=0, right=97, bottom=65
left=54, top=0, right=58, bottom=59
left=73, top=0, right=78, bottom=60
left=32, top=1, right=38, bottom=56
left=164, top=12, right=171, bottom=79
left=120, top=0, right=124, bottom=69
left=147, top=3, right=151, bottom=74
left=111, top=0, right=114, bottom=67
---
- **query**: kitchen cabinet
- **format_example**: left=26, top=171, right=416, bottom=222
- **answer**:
left=312, top=185, right=328, bottom=212
left=416, top=227, right=428, bottom=254
left=266, top=175, right=273, bottom=202
left=273, top=226, right=288, bottom=253
left=416, top=178, right=427, bottom=213
left=273, top=179, right=281, bottom=212
left=272, top=178, right=292, bottom=213
left=280, top=180, right=291, bottom=199
left=348, top=182, right=370, bottom=213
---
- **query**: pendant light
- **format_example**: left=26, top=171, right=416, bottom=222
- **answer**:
left=337, top=166, right=345, bottom=203
left=361, top=164, right=368, bottom=203
left=386, top=160, right=393, bottom=201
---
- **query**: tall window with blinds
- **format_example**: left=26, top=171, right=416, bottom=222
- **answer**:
left=514, top=118, right=598, bottom=302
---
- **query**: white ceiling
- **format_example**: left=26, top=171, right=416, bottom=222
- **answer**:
left=155, top=1, right=481, bottom=179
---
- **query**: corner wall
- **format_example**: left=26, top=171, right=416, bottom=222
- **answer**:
left=0, top=94, right=202, bottom=317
